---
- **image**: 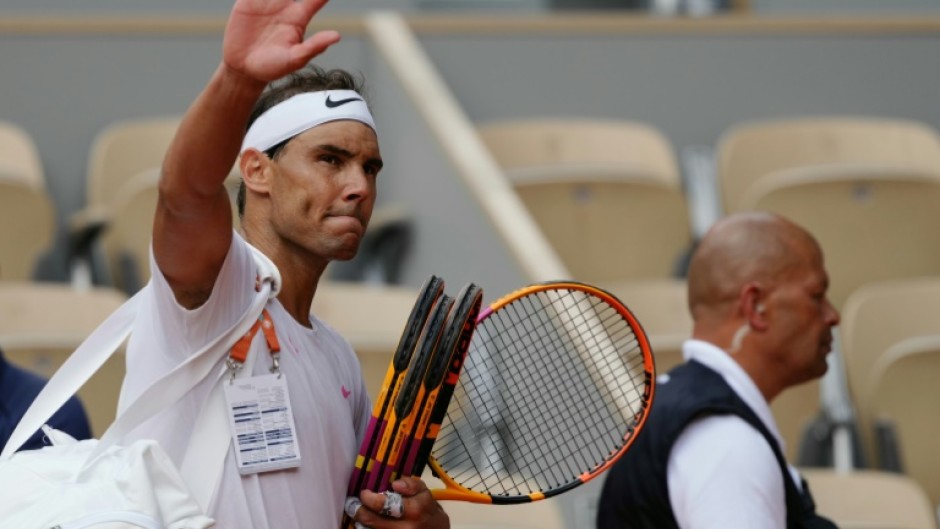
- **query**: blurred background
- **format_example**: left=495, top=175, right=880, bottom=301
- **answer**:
left=2, top=1, right=940, bottom=528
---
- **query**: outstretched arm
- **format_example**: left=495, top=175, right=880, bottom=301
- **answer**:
left=154, top=0, right=340, bottom=308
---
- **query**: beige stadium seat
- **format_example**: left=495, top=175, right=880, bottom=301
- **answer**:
left=716, top=117, right=940, bottom=310
left=867, top=334, right=940, bottom=508
left=83, top=116, right=182, bottom=223
left=71, top=116, right=245, bottom=293
left=478, top=119, right=693, bottom=284
left=717, top=116, right=940, bottom=213
left=840, top=277, right=940, bottom=467
left=743, top=169, right=940, bottom=310
left=801, top=468, right=938, bottom=529
left=0, top=282, right=128, bottom=437
left=70, top=117, right=181, bottom=291
left=0, top=121, right=56, bottom=281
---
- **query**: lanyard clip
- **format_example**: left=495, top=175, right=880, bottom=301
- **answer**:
left=228, top=309, right=281, bottom=383
left=226, top=357, right=243, bottom=384
left=270, top=352, right=281, bottom=378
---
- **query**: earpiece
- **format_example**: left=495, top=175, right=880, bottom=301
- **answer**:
left=756, top=304, right=766, bottom=314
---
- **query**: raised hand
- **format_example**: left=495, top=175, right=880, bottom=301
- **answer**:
left=223, top=0, right=341, bottom=83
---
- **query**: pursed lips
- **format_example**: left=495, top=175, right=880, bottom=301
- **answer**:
left=325, top=211, right=365, bottom=235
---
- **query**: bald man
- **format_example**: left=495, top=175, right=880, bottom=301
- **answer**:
left=596, top=212, right=839, bottom=529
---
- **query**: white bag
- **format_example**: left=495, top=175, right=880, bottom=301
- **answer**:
left=0, top=243, right=280, bottom=529
left=0, top=428, right=212, bottom=529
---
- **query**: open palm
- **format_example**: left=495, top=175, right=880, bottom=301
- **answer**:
left=223, top=0, right=340, bottom=82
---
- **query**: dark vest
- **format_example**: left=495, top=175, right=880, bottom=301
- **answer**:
left=596, top=360, right=837, bottom=529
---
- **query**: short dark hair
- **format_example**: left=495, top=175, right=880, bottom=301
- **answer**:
left=237, top=65, right=368, bottom=218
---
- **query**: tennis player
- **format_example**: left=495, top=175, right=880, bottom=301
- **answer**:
left=116, top=1, right=449, bottom=528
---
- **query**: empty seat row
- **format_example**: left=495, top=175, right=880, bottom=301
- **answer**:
left=5, top=115, right=940, bottom=307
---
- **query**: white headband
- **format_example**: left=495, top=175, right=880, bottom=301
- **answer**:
left=241, top=90, right=376, bottom=153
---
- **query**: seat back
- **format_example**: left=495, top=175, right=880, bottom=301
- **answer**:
left=717, top=116, right=940, bottom=213
left=86, top=117, right=181, bottom=211
left=801, top=468, right=938, bottom=529
left=479, top=119, right=692, bottom=283
left=0, top=121, right=55, bottom=281
left=744, top=169, right=940, bottom=310
left=868, top=334, right=940, bottom=508
left=0, top=120, right=44, bottom=188
left=840, top=277, right=940, bottom=465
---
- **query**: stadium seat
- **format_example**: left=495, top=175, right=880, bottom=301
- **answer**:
left=867, top=334, right=940, bottom=508
left=0, top=121, right=56, bottom=281
left=717, top=116, right=940, bottom=213
left=478, top=119, right=693, bottom=284
left=801, top=468, right=938, bottom=529
left=70, top=117, right=182, bottom=291
left=741, top=169, right=940, bottom=310
left=70, top=117, right=246, bottom=293
left=717, top=117, right=940, bottom=310
left=840, top=277, right=940, bottom=469
left=0, top=281, right=128, bottom=436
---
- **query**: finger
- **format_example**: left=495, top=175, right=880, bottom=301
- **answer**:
left=345, top=497, right=363, bottom=519
left=353, top=490, right=402, bottom=529
left=390, top=476, right=429, bottom=497
left=289, top=30, right=341, bottom=67
left=359, top=490, right=405, bottom=518
left=381, top=491, right=405, bottom=518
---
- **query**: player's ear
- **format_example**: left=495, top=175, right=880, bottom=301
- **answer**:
left=239, top=148, right=272, bottom=195
left=740, top=282, right=769, bottom=331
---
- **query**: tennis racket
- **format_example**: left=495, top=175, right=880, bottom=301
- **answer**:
left=407, top=283, right=484, bottom=478
left=346, top=275, right=444, bottom=498
left=364, top=293, right=454, bottom=493
left=426, top=281, right=655, bottom=504
left=394, top=283, right=484, bottom=480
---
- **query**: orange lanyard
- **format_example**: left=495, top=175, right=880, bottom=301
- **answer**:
left=227, top=309, right=282, bottom=380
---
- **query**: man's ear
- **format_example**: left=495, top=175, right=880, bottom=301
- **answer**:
left=239, top=148, right=272, bottom=195
left=740, top=282, right=769, bottom=331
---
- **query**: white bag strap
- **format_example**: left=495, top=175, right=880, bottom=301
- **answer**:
left=179, top=244, right=281, bottom=510
left=91, top=243, right=281, bottom=461
left=1, top=241, right=282, bottom=473
left=0, top=291, right=141, bottom=460
left=180, top=339, right=261, bottom=511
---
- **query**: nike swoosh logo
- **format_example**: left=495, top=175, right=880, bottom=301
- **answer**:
left=341, top=385, right=352, bottom=399
left=325, top=95, right=363, bottom=108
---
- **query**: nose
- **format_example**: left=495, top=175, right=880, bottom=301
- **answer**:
left=825, top=298, right=841, bottom=326
left=342, top=166, right=375, bottom=204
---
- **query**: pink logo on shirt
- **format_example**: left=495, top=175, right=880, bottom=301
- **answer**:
left=341, top=385, right=351, bottom=399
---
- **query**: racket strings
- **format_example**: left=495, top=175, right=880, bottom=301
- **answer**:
left=432, top=288, right=651, bottom=498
